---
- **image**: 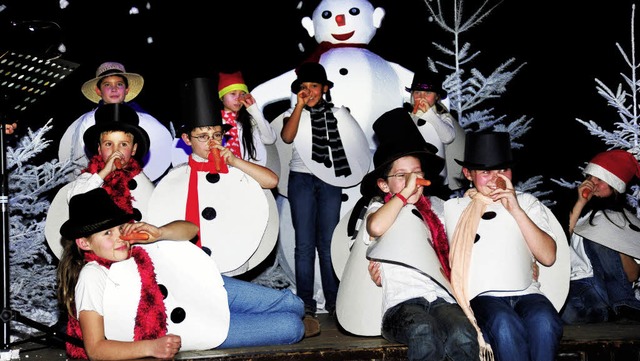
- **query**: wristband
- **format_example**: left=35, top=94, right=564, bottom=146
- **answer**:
left=394, top=193, right=408, bottom=206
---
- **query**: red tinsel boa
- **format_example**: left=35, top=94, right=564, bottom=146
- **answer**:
left=66, top=247, right=167, bottom=359
left=82, top=155, right=142, bottom=213
left=384, top=194, right=451, bottom=279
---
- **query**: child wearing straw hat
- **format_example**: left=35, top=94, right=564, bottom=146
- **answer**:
left=562, top=149, right=640, bottom=324
left=58, top=61, right=173, bottom=182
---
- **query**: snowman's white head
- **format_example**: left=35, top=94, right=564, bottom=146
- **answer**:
left=302, top=0, right=385, bottom=45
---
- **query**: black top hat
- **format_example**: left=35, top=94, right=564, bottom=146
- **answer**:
left=454, top=131, right=514, bottom=170
left=290, top=62, right=334, bottom=94
left=360, top=108, right=445, bottom=198
left=83, top=103, right=151, bottom=163
left=60, top=188, right=135, bottom=240
left=180, top=77, right=232, bottom=135
left=405, top=70, right=447, bottom=100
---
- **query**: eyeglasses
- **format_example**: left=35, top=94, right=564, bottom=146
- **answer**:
left=386, top=171, right=425, bottom=179
left=191, top=132, right=223, bottom=143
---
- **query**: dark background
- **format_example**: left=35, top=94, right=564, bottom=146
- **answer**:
left=1, top=0, right=637, bottom=219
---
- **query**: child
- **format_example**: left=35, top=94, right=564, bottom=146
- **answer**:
left=562, top=149, right=640, bottom=323
left=281, top=62, right=348, bottom=320
left=58, top=61, right=173, bottom=182
left=359, top=111, right=480, bottom=361
left=444, top=131, right=564, bottom=361
left=218, top=71, right=277, bottom=166
left=66, top=102, right=153, bottom=216
left=57, top=188, right=306, bottom=360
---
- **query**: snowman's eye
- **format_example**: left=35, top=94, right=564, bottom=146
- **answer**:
left=322, top=10, right=332, bottom=19
left=349, top=7, right=360, bottom=16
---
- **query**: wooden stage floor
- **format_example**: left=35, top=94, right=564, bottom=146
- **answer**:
left=6, top=313, right=640, bottom=361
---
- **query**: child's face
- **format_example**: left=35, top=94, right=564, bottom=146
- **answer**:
left=586, top=175, right=614, bottom=198
left=412, top=90, right=438, bottom=107
left=78, top=225, right=131, bottom=262
left=297, top=82, right=327, bottom=107
left=221, top=90, right=246, bottom=112
left=464, top=168, right=512, bottom=196
left=182, top=126, right=224, bottom=159
left=378, top=155, right=425, bottom=201
left=97, top=131, right=137, bottom=165
left=96, top=75, right=129, bottom=104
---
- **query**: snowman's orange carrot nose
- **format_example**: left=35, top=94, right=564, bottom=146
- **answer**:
left=211, top=148, right=222, bottom=172
left=114, top=158, right=122, bottom=169
left=416, top=178, right=431, bottom=187
left=120, top=232, right=149, bottom=241
left=582, top=188, right=591, bottom=199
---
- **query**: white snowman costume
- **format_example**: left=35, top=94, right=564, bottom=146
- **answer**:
left=75, top=241, right=230, bottom=350
left=147, top=158, right=275, bottom=275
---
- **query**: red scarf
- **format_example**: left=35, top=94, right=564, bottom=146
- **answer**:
left=221, top=110, right=242, bottom=159
left=66, top=247, right=167, bottom=359
left=384, top=193, right=451, bottom=279
left=83, top=155, right=142, bottom=213
left=303, top=41, right=368, bottom=64
left=186, top=156, right=228, bottom=247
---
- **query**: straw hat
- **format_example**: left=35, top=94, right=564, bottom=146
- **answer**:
left=81, top=62, right=144, bottom=103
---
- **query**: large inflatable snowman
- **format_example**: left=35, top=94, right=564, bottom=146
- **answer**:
left=252, top=0, right=416, bottom=311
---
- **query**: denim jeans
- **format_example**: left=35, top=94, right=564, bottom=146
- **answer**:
left=288, top=171, right=341, bottom=313
left=470, top=294, right=563, bottom=361
left=381, top=297, right=479, bottom=361
left=582, top=239, right=640, bottom=314
left=217, top=276, right=305, bottom=348
left=561, top=276, right=610, bottom=324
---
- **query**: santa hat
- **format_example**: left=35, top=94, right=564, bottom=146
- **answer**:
left=583, top=149, right=640, bottom=193
left=218, top=71, right=249, bottom=99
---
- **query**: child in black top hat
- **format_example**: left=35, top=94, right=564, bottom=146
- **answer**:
left=359, top=111, right=480, bottom=361
left=66, top=102, right=154, bottom=218
left=443, top=131, right=564, bottom=361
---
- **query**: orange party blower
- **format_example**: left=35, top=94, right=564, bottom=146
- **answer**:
left=120, top=232, right=149, bottom=241
left=416, top=178, right=431, bottom=187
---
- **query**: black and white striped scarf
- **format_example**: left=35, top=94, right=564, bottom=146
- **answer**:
left=307, top=100, right=351, bottom=177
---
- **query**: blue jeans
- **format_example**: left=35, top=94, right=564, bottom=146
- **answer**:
left=217, top=276, right=305, bottom=348
left=470, top=294, right=563, bottom=361
left=288, top=171, right=341, bottom=313
left=382, top=297, right=479, bottom=361
left=561, top=276, right=610, bottom=324
left=583, top=239, right=640, bottom=313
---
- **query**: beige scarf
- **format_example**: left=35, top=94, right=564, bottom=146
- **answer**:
left=449, top=188, right=495, bottom=361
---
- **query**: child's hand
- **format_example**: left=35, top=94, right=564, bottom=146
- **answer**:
left=216, top=144, right=237, bottom=166
left=120, top=222, right=161, bottom=244
left=296, top=89, right=311, bottom=106
left=240, top=93, right=256, bottom=107
left=149, top=334, right=181, bottom=359
left=578, top=180, right=593, bottom=202
left=368, top=260, right=382, bottom=287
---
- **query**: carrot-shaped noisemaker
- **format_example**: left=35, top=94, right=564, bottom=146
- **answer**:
left=496, top=178, right=507, bottom=190
left=114, top=158, right=123, bottom=169
left=416, top=178, right=431, bottom=187
left=120, top=232, right=149, bottom=241
left=211, top=148, right=222, bottom=172
left=582, top=188, right=591, bottom=199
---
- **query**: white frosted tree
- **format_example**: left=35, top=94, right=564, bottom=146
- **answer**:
left=4, top=120, right=73, bottom=340
left=423, top=0, right=550, bottom=200
left=552, top=4, right=640, bottom=215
